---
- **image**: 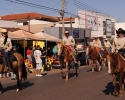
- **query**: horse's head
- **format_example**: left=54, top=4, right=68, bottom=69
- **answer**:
left=102, top=47, right=109, bottom=58
left=86, top=46, right=93, bottom=56
left=56, top=42, right=64, bottom=57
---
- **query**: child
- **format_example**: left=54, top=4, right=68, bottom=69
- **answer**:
left=34, top=45, right=43, bottom=76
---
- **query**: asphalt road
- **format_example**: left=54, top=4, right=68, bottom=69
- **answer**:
left=0, top=65, right=125, bottom=100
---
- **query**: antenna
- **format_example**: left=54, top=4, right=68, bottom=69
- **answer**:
left=11, top=0, right=13, bottom=14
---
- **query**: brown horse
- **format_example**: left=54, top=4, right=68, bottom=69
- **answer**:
left=56, top=43, right=78, bottom=81
left=102, top=49, right=125, bottom=97
left=0, top=53, right=27, bottom=94
left=86, top=46, right=103, bottom=72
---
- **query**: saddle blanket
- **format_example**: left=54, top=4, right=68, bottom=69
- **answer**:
left=64, top=45, right=72, bottom=53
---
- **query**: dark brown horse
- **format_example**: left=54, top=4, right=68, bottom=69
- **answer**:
left=0, top=53, right=27, bottom=93
left=57, top=43, right=78, bottom=81
left=102, top=49, right=125, bottom=97
left=86, top=46, right=103, bottom=72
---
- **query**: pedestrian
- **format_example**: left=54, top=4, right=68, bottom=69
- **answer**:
left=26, top=46, right=32, bottom=64
left=0, top=28, right=12, bottom=71
left=34, top=45, right=43, bottom=76
left=41, top=47, right=47, bottom=72
left=31, top=45, right=36, bottom=72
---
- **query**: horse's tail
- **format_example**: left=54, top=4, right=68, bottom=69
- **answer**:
left=22, top=61, right=27, bottom=80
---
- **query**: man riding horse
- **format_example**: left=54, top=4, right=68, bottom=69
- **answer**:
left=112, top=28, right=125, bottom=56
left=62, top=30, right=76, bottom=63
left=91, top=35, right=103, bottom=57
left=0, top=28, right=12, bottom=71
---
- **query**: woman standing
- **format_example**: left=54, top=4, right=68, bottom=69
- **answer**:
left=34, top=45, right=43, bottom=76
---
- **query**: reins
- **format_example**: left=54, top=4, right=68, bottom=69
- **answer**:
left=61, top=46, right=67, bottom=56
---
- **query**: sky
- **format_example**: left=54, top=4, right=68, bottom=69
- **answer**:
left=0, top=0, right=125, bottom=22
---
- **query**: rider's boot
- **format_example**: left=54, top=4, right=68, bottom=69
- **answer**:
left=6, top=59, right=12, bottom=72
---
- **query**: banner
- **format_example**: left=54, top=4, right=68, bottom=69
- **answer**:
left=106, top=19, right=112, bottom=33
left=111, top=22, right=115, bottom=35
left=103, top=21, right=106, bottom=35
left=86, top=11, right=98, bottom=31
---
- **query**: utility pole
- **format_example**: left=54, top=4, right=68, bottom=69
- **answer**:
left=10, top=0, right=13, bottom=14
left=62, top=0, right=65, bottom=38
left=70, top=17, right=72, bottom=34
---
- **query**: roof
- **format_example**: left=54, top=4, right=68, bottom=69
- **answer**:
left=59, top=17, right=75, bottom=23
left=0, top=27, right=20, bottom=32
left=1, top=12, right=58, bottom=22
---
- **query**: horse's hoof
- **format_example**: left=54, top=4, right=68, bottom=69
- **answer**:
left=0, top=88, right=3, bottom=94
left=113, top=92, right=118, bottom=96
left=118, top=94, right=122, bottom=97
left=16, top=89, right=20, bottom=92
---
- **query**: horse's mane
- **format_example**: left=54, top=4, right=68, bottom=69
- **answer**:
left=90, top=47, right=100, bottom=60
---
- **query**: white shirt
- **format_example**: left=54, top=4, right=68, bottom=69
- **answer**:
left=112, top=37, right=125, bottom=51
left=104, top=41, right=111, bottom=48
left=62, top=36, right=75, bottom=46
left=34, top=50, right=42, bottom=63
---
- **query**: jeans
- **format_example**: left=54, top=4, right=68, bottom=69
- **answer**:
left=1, top=49, right=11, bottom=68
left=1, top=49, right=9, bottom=60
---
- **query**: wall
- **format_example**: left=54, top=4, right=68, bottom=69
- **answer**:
left=18, top=19, right=53, bottom=26
left=115, top=22, right=125, bottom=30
left=0, top=20, right=17, bottom=28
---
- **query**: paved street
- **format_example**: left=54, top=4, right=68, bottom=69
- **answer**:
left=0, top=65, right=125, bottom=100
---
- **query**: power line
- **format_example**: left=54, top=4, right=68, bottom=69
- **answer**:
left=4, top=0, right=107, bottom=26
left=73, top=0, right=111, bottom=17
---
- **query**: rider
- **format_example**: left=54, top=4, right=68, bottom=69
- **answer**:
left=91, top=35, right=102, bottom=56
left=112, top=28, right=125, bottom=55
left=0, top=29, right=12, bottom=70
left=62, top=31, right=76, bottom=62
left=104, top=38, right=112, bottom=52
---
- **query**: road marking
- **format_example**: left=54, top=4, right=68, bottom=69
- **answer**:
left=97, top=73, right=108, bottom=77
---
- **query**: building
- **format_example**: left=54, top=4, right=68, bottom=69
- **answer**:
left=0, top=20, right=17, bottom=28
left=55, top=10, right=116, bottom=38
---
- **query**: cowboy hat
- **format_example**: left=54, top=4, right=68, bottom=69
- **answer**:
left=105, top=38, right=108, bottom=40
left=116, top=28, right=125, bottom=34
left=64, top=31, right=69, bottom=34
left=1, top=29, right=7, bottom=33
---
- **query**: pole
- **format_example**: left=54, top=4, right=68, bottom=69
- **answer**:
left=10, top=0, right=13, bottom=14
left=28, top=15, right=30, bottom=32
left=24, top=40, right=25, bottom=59
left=70, top=17, right=72, bottom=34
left=62, top=0, right=65, bottom=38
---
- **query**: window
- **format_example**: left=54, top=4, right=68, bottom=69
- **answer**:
left=23, top=22, right=28, bottom=26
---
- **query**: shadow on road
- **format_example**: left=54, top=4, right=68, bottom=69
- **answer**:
left=102, top=82, right=120, bottom=96
left=68, top=73, right=79, bottom=79
left=3, top=81, right=34, bottom=93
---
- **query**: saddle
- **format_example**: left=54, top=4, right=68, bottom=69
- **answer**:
left=10, top=53, right=18, bottom=62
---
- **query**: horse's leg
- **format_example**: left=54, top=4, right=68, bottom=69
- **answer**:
left=91, top=61, right=94, bottom=73
left=0, top=82, right=3, bottom=94
left=65, top=61, right=69, bottom=81
left=75, top=61, right=78, bottom=77
left=112, top=74, right=118, bottom=96
left=119, top=73, right=124, bottom=97
left=60, top=62, right=65, bottom=79
left=16, top=72, right=22, bottom=92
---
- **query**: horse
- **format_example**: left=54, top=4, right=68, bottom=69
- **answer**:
left=102, top=48, right=125, bottom=97
left=86, top=46, right=103, bottom=73
left=0, top=52, right=27, bottom=93
left=56, top=42, right=78, bottom=81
